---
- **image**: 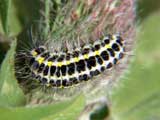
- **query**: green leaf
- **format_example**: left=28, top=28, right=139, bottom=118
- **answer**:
left=0, top=0, right=22, bottom=36
left=111, top=12, right=160, bottom=120
left=0, top=40, right=26, bottom=107
left=0, top=0, right=10, bottom=35
left=41, top=95, right=85, bottom=120
left=0, top=95, right=85, bottom=120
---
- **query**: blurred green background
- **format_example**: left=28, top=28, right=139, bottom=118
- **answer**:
left=0, top=0, right=160, bottom=120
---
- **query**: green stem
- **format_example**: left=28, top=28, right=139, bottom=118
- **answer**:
left=44, top=0, right=51, bottom=39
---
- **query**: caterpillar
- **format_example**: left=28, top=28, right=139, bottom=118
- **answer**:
left=28, top=34, right=124, bottom=88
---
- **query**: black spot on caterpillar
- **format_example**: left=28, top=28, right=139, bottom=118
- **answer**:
left=28, top=34, right=124, bottom=88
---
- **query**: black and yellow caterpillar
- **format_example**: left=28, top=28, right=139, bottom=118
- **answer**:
left=28, top=34, right=124, bottom=88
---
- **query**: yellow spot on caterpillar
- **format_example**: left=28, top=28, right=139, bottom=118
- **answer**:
left=32, top=51, right=38, bottom=56
left=57, top=62, right=62, bottom=67
left=111, top=35, right=116, bottom=40
left=105, top=44, right=111, bottom=49
left=74, top=57, right=79, bottom=62
left=59, top=85, right=64, bottom=88
left=38, top=57, right=44, bottom=64
left=84, top=54, right=89, bottom=59
left=68, top=75, right=74, bottom=78
left=47, top=61, right=53, bottom=67
left=66, top=61, right=70, bottom=65
left=46, top=83, right=50, bottom=87
left=94, top=51, right=100, bottom=55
